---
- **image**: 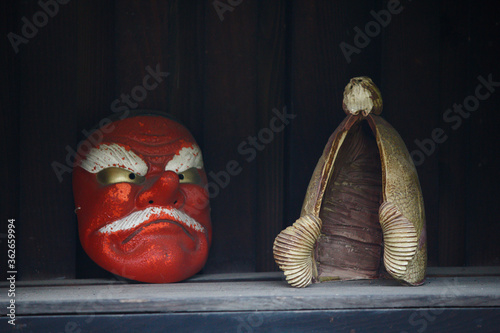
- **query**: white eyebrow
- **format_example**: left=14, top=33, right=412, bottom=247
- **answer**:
left=79, top=143, right=148, bottom=175
left=165, top=145, right=203, bottom=173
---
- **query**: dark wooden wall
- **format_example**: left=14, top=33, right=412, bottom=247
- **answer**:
left=1, top=0, right=499, bottom=281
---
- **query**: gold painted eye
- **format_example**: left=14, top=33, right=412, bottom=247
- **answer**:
left=178, top=167, right=202, bottom=185
left=96, top=167, right=146, bottom=185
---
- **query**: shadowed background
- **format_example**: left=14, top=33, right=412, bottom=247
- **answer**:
left=1, top=0, right=499, bottom=281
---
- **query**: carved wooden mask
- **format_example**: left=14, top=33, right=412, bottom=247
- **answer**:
left=73, top=114, right=211, bottom=283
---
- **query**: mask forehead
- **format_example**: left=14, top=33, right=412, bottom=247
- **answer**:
left=99, top=116, right=198, bottom=170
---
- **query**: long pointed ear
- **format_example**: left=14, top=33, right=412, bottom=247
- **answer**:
left=379, top=201, right=420, bottom=283
left=367, top=115, right=427, bottom=285
left=273, top=215, right=322, bottom=288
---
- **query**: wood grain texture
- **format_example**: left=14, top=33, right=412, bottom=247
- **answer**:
left=3, top=275, right=500, bottom=315
left=255, top=0, right=287, bottom=272
left=75, top=0, right=117, bottom=280
left=17, top=0, right=78, bottom=279
left=3, top=0, right=500, bottom=281
left=437, top=1, right=469, bottom=267
left=165, top=1, right=205, bottom=138
left=2, top=309, right=499, bottom=333
left=76, top=0, right=116, bottom=132
left=2, top=267, right=499, bottom=287
left=465, top=0, right=500, bottom=266
left=203, top=0, right=259, bottom=272
left=0, top=0, right=19, bottom=282
left=114, top=0, right=171, bottom=111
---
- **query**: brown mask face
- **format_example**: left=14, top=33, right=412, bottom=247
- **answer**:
left=73, top=115, right=211, bottom=283
left=274, top=77, right=427, bottom=287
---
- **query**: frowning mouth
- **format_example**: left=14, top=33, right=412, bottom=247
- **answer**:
left=97, top=207, right=206, bottom=243
left=121, top=219, right=194, bottom=244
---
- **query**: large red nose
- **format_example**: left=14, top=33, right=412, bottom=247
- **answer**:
left=136, top=171, right=185, bottom=209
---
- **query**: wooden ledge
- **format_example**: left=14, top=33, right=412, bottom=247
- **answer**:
left=1, top=268, right=499, bottom=332
left=1, top=268, right=500, bottom=316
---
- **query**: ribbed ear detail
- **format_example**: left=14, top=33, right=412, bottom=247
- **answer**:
left=273, top=215, right=322, bottom=288
left=379, top=202, right=418, bottom=280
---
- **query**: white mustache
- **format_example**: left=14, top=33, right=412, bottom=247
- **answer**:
left=98, top=207, right=205, bottom=234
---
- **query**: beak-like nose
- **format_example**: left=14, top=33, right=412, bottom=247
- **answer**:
left=136, top=171, right=185, bottom=209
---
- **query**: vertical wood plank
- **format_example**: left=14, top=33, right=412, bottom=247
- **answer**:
left=4, top=0, right=499, bottom=280
left=254, top=0, right=287, bottom=272
left=114, top=0, right=171, bottom=111
left=381, top=0, right=441, bottom=266
left=465, top=0, right=500, bottom=266
left=76, top=1, right=116, bottom=132
left=17, top=0, right=78, bottom=279
left=437, top=1, right=470, bottom=266
left=165, top=1, right=206, bottom=139
left=113, top=0, right=205, bottom=134
left=203, top=0, right=259, bottom=272
left=0, top=0, right=19, bottom=282
left=75, top=0, right=117, bottom=279
left=287, top=0, right=382, bottom=227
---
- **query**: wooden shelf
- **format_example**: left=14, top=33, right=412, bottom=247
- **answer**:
left=1, top=268, right=500, bottom=332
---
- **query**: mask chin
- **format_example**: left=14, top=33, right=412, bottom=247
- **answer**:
left=84, top=227, right=209, bottom=283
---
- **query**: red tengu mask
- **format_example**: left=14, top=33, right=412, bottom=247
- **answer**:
left=73, top=114, right=211, bottom=283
